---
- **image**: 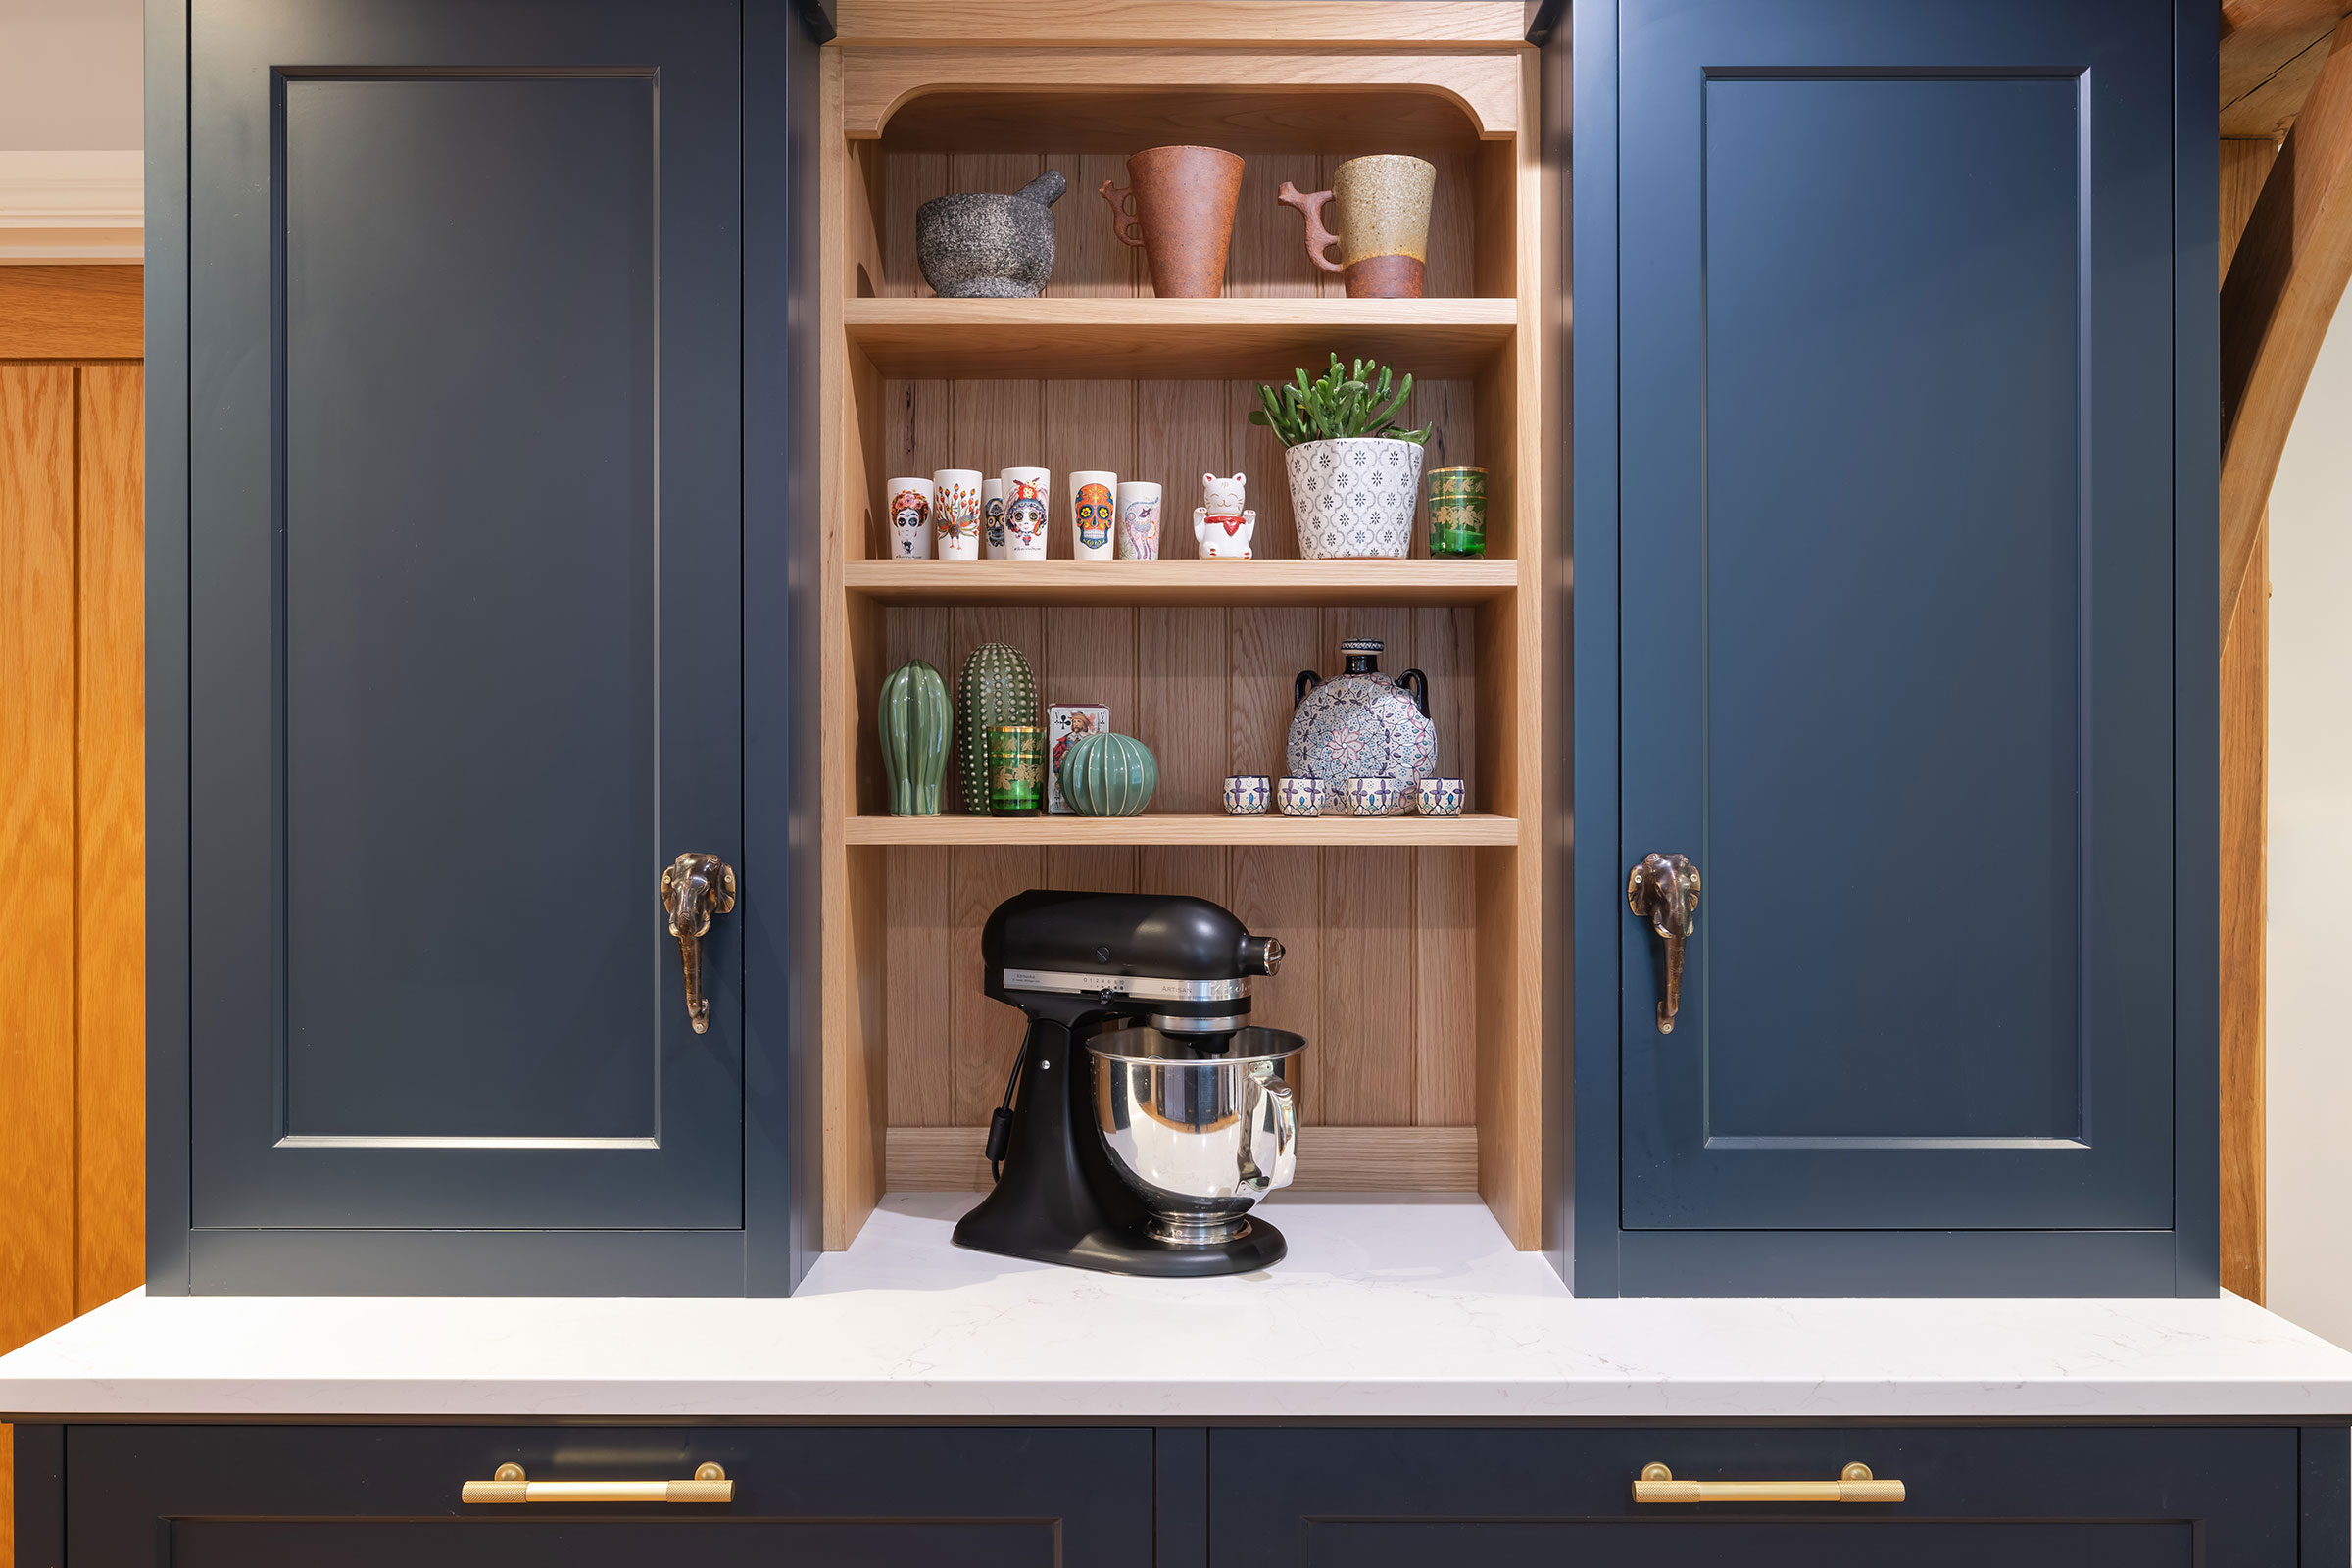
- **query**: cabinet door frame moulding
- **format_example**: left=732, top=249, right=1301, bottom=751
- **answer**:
left=1566, top=0, right=2220, bottom=1297
left=144, top=0, right=827, bottom=1297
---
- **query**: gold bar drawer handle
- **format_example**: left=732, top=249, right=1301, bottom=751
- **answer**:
left=463, top=1462, right=733, bottom=1504
left=1633, top=1462, right=1903, bottom=1504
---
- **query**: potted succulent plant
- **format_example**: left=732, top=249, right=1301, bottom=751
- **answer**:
left=1250, top=354, right=1434, bottom=559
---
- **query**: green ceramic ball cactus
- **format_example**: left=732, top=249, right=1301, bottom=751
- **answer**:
left=1058, top=730, right=1158, bottom=817
left=956, top=642, right=1038, bottom=814
left=878, top=658, right=951, bottom=814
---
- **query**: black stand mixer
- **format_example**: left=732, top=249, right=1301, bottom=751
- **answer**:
left=952, top=890, right=1303, bottom=1277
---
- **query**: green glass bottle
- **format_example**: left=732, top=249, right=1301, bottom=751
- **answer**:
left=877, top=658, right=951, bottom=814
left=957, top=642, right=1039, bottom=814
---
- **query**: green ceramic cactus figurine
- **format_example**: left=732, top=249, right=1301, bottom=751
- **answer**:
left=956, top=642, right=1039, bottom=814
left=878, top=659, right=951, bottom=814
left=1058, top=730, right=1158, bottom=817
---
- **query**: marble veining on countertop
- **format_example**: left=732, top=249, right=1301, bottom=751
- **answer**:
left=3, top=1192, right=2349, bottom=1420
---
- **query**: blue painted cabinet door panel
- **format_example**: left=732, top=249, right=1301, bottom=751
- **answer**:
left=1614, top=0, right=2178, bottom=1232
left=185, top=1, right=743, bottom=1241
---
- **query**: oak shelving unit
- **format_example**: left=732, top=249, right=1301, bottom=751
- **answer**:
left=818, top=1, right=1552, bottom=1253
left=843, top=558, right=1519, bottom=607
left=844, top=813, right=1523, bottom=848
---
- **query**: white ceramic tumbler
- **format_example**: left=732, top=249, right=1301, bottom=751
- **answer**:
left=1069, top=469, right=1118, bottom=561
left=1001, top=466, right=1051, bottom=561
left=931, top=468, right=983, bottom=562
left=1116, top=480, right=1163, bottom=561
left=886, top=476, right=936, bottom=560
left=982, top=477, right=1008, bottom=559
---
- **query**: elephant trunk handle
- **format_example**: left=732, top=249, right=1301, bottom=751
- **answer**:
left=661, top=853, right=738, bottom=1035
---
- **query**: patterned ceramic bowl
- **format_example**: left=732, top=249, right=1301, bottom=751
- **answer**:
left=1277, top=777, right=1327, bottom=816
left=1416, top=777, right=1465, bottom=816
left=1343, top=777, right=1402, bottom=817
left=1223, top=774, right=1273, bottom=815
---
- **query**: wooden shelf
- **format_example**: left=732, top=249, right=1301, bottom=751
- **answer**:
left=844, top=296, right=1515, bottom=380
left=843, top=558, right=1516, bottom=607
left=844, top=812, right=1520, bottom=847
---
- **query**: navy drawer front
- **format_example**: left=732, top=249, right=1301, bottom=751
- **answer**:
left=62, top=1426, right=1152, bottom=1567
left=1208, top=1427, right=2308, bottom=1567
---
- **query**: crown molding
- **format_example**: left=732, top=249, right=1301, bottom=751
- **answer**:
left=0, top=150, right=143, bottom=264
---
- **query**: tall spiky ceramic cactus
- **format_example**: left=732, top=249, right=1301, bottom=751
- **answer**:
left=956, top=642, right=1038, bottom=814
left=878, top=659, right=951, bottom=814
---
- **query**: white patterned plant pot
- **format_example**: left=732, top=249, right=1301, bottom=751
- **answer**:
left=1284, top=437, right=1426, bottom=560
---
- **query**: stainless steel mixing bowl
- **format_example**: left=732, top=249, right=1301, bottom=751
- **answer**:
left=1087, top=1025, right=1303, bottom=1246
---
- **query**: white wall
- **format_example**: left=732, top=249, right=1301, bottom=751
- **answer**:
left=2267, top=298, right=2352, bottom=1345
left=0, top=0, right=142, bottom=151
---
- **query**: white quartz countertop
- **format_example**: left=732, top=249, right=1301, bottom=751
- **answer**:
left=5, top=1192, right=2350, bottom=1421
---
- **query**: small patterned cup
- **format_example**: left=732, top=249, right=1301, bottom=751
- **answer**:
left=1343, top=776, right=1401, bottom=817
left=1277, top=776, right=1327, bottom=816
left=1416, top=777, right=1465, bottom=816
left=1223, top=774, right=1273, bottom=815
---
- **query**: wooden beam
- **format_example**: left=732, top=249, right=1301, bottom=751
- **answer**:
left=2222, top=0, right=2349, bottom=137
left=2221, top=12, right=2352, bottom=639
left=2216, top=137, right=2278, bottom=1308
left=2218, top=522, right=2268, bottom=1304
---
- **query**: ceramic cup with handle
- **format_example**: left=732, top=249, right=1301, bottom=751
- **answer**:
left=932, top=468, right=983, bottom=562
left=886, top=476, right=937, bottom=559
left=1069, top=470, right=1118, bottom=562
left=1277, top=155, right=1438, bottom=299
left=1116, top=480, right=1163, bottom=561
left=1001, top=466, right=1051, bottom=560
left=1102, top=145, right=1245, bottom=298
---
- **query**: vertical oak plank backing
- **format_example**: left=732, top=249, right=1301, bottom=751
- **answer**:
left=1138, top=380, right=1231, bottom=560
left=1227, top=845, right=1324, bottom=1122
left=0, top=366, right=80, bottom=1376
left=2218, top=135, right=2278, bottom=1305
left=1229, top=152, right=1328, bottom=299
left=882, top=151, right=948, bottom=295
left=1049, top=150, right=1145, bottom=298
left=1320, top=848, right=1417, bottom=1124
left=954, top=845, right=1046, bottom=1123
left=74, top=365, right=144, bottom=1313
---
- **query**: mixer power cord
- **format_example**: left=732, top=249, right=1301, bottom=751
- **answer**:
left=984, top=1039, right=1026, bottom=1183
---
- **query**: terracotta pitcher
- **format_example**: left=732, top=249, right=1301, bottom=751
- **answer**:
left=1278, top=154, right=1437, bottom=298
left=1101, top=145, right=1244, bottom=299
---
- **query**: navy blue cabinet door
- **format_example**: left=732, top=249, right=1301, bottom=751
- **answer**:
left=175, top=0, right=746, bottom=1284
left=1582, top=0, right=2215, bottom=1290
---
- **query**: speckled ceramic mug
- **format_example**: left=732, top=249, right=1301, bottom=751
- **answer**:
left=1277, top=155, right=1438, bottom=299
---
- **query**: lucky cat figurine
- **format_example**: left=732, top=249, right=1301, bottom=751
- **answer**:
left=1193, top=472, right=1256, bottom=559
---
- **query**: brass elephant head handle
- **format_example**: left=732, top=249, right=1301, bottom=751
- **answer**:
left=660, top=853, right=737, bottom=1035
left=1626, top=852, right=1700, bottom=1035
